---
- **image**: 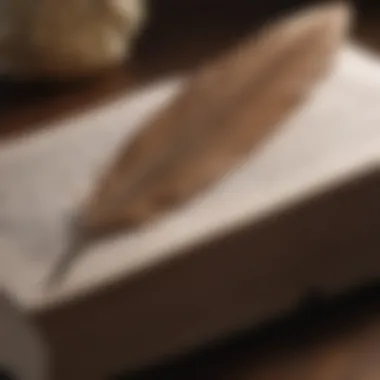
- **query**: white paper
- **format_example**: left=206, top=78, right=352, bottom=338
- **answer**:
left=1, top=43, right=380, bottom=308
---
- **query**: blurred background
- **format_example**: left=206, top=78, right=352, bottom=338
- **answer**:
left=2, top=0, right=380, bottom=139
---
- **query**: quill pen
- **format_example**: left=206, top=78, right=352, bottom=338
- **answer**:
left=48, top=3, right=350, bottom=286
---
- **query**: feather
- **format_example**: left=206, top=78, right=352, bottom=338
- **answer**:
left=48, top=3, right=351, bottom=286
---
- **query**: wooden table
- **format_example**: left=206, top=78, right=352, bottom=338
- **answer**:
left=1, top=1, right=380, bottom=379
left=121, top=286, right=380, bottom=380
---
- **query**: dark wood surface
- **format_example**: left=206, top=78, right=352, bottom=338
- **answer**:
left=1, top=1, right=380, bottom=379
left=121, top=285, right=380, bottom=380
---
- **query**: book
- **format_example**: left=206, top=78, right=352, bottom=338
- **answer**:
left=1, top=4, right=380, bottom=380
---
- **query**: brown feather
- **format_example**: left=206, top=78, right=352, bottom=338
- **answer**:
left=48, top=3, right=351, bottom=285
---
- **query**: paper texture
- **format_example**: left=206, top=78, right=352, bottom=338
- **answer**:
left=1, top=44, right=380, bottom=306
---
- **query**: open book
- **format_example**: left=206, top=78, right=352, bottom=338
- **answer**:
left=1, top=8, right=380, bottom=380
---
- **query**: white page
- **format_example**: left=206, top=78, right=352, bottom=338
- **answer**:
left=1, top=43, right=380, bottom=308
